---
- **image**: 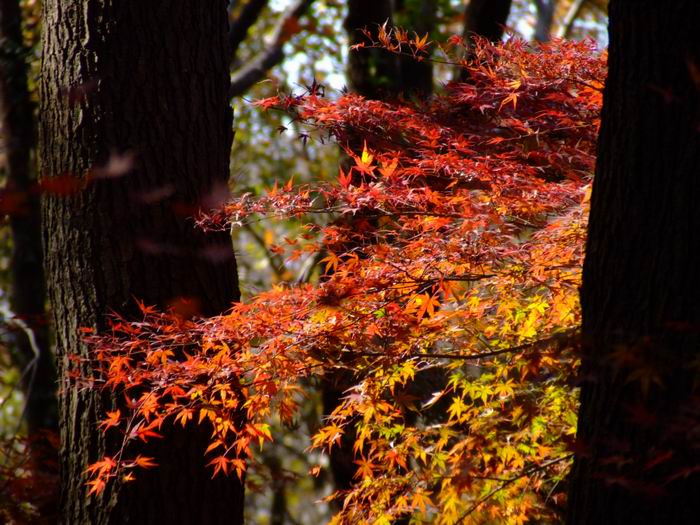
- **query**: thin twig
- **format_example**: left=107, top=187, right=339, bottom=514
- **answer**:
left=355, top=327, right=578, bottom=361
left=458, top=454, right=573, bottom=521
left=241, top=223, right=286, bottom=280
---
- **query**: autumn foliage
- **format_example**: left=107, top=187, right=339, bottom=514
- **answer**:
left=78, top=35, right=605, bottom=524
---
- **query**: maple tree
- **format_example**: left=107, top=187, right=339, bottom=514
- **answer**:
left=73, top=33, right=605, bottom=524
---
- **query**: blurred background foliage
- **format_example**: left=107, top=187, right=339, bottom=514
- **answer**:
left=0, top=1, right=608, bottom=522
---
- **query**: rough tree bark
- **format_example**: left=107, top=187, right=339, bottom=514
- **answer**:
left=40, top=1, right=241, bottom=524
left=568, top=2, right=700, bottom=524
left=0, top=0, right=57, bottom=434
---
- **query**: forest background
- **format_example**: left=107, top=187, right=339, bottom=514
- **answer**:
left=1, top=1, right=609, bottom=523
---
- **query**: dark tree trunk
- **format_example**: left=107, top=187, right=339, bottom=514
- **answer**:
left=0, top=0, right=57, bottom=434
left=457, top=0, right=512, bottom=80
left=568, top=2, right=700, bottom=524
left=395, top=0, right=435, bottom=96
left=322, top=376, right=359, bottom=494
left=40, top=1, right=242, bottom=524
left=463, top=0, right=513, bottom=44
left=344, top=0, right=400, bottom=100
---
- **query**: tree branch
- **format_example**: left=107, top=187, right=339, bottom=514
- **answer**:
left=356, top=328, right=579, bottom=361
left=556, top=0, right=587, bottom=39
left=228, top=0, right=269, bottom=66
left=229, top=0, right=314, bottom=98
left=241, top=223, right=286, bottom=280
left=0, top=303, right=39, bottom=434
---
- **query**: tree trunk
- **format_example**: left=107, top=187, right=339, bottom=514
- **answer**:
left=568, top=2, right=700, bottom=524
left=344, top=0, right=400, bottom=100
left=457, top=0, right=513, bottom=80
left=533, top=0, right=556, bottom=42
left=1, top=0, right=57, bottom=434
left=40, top=1, right=242, bottom=524
left=395, top=0, right=435, bottom=96
left=463, top=0, right=513, bottom=44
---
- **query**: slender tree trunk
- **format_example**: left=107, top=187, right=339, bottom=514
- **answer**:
left=463, top=0, right=513, bottom=44
left=533, top=0, right=556, bottom=42
left=568, top=2, right=700, bottom=524
left=40, top=1, right=242, bottom=523
left=457, top=0, right=513, bottom=80
left=325, top=3, right=437, bottom=506
left=395, top=0, right=435, bottom=96
left=344, top=0, right=400, bottom=100
left=1, top=0, right=57, bottom=434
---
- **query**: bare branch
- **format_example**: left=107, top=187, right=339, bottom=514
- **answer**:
left=228, top=0, right=269, bottom=66
left=229, top=0, right=314, bottom=98
left=556, top=0, right=587, bottom=39
left=241, top=223, right=286, bottom=280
